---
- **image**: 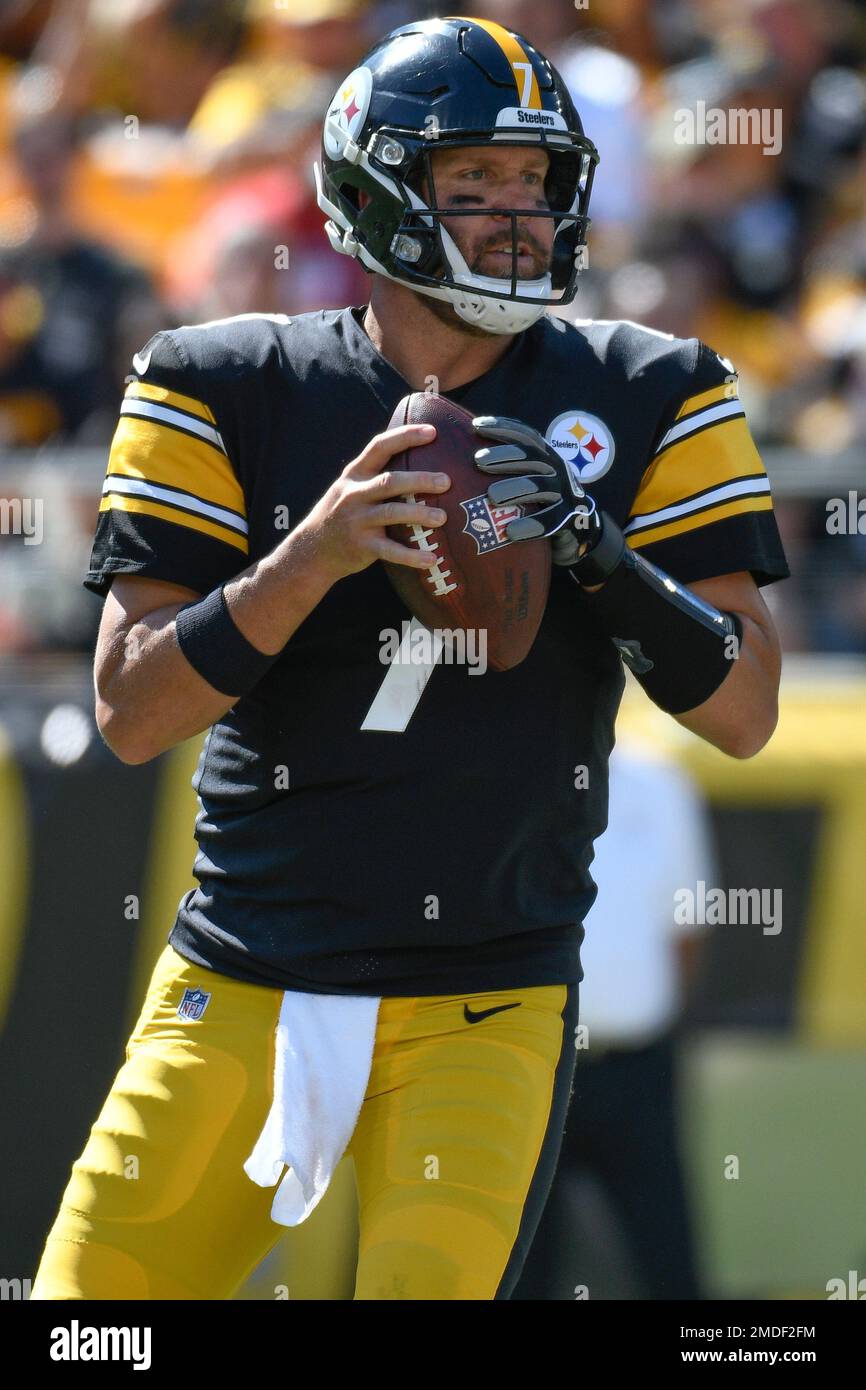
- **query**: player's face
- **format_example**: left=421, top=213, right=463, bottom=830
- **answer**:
left=426, top=144, right=554, bottom=281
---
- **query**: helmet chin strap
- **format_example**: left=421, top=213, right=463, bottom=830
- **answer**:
left=436, top=223, right=552, bottom=334
left=414, top=282, right=547, bottom=335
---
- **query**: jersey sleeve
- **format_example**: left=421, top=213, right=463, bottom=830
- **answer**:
left=623, top=341, right=790, bottom=587
left=83, top=329, right=249, bottom=597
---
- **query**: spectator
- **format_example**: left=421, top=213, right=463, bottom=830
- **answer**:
left=0, top=104, right=163, bottom=444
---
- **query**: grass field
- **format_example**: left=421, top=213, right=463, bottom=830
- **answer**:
left=683, top=1036, right=866, bottom=1299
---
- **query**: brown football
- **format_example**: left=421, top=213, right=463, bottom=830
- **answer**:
left=382, top=392, right=552, bottom=672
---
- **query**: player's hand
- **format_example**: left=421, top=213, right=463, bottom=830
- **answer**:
left=472, top=415, right=602, bottom=567
left=297, top=424, right=451, bottom=580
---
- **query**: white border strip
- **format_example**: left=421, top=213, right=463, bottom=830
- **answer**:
left=120, top=399, right=226, bottom=454
left=103, top=475, right=247, bottom=535
left=655, top=399, right=744, bottom=454
left=625, top=475, right=771, bottom=535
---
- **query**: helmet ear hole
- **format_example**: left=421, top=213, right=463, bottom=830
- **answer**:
left=336, top=177, right=362, bottom=215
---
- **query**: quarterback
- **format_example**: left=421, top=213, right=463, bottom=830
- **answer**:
left=32, top=16, right=788, bottom=1301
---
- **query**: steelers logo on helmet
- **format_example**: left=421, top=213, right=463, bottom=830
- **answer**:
left=323, top=66, right=373, bottom=159
left=546, top=411, right=615, bottom=485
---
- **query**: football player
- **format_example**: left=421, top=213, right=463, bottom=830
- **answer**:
left=32, top=16, right=787, bottom=1301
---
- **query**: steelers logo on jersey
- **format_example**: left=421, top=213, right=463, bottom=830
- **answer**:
left=546, top=411, right=615, bottom=486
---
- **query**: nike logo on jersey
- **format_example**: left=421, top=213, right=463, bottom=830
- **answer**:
left=132, top=347, right=152, bottom=376
left=463, top=1001, right=522, bottom=1024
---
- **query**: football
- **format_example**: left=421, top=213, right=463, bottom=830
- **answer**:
left=382, top=392, right=552, bottom=672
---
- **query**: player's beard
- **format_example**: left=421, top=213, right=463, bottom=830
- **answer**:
left=416, top=228, right=552, bottom=339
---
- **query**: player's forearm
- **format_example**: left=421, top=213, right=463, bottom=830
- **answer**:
left=221, top=519, right=340, bottom=655
left=97, top=529, right=338, bottom=764
left=672, top=609, right=781, bottom=758
left=96, top=601, right=234, bottom=763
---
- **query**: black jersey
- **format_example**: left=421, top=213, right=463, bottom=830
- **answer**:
left=85, top=306, right=789, bottom=996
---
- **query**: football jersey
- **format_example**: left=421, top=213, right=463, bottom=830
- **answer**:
left=85, top=306, right=789, bottom=996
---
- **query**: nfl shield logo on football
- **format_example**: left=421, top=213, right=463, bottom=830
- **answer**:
left=546, top=411, right=615, bottom=485
left=177, top=987, right=212, bottom=1021
left=461, top=495, right=523, bottom=553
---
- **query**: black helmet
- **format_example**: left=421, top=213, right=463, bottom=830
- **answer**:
left=314, top=14, right=599, bottom=334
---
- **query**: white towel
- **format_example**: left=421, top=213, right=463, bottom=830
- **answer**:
left=244, top=989, right=381, bottom=1226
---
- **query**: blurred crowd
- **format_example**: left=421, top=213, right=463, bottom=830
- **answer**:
left=0, top=0, right=864, bottom=654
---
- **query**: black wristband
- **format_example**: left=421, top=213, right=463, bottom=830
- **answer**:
left=568, top=519, right=744, bottom=714
left=571, top=502, right=626, bottom=580
left=174, top=585, right=280, bottom=698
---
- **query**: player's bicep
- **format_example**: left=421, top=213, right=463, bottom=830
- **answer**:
left=105, top=574, right=203, bottom=629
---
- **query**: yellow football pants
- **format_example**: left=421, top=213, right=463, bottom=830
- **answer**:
left=31, top=944, right=578, bottom=1300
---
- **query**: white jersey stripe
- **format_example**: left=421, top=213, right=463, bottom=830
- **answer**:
left=625, top=475, right=771, bottom=535
left=655, top=399, right=744, bottom=454
left=120, top=399, right=226, bottom=454
left=102, top=475, right=248, bottom=535
left=361, top=619, right=444, bottom=732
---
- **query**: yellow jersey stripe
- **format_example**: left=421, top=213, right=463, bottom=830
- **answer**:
left=107, top=416, right=244, bottom=516
left=629, top=495, right=774, bottom=550
left=634, top=418, right=766, bottom=517
left=125, top=379, right=217, bottom=427
left=463, top=17, right=542, bottom=108
left=98, top=493, right=249, bottom=553
left=674, top=381, right=737, bottom=421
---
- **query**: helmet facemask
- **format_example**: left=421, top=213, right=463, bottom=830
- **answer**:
left=389, top=139, right=594, bottom=332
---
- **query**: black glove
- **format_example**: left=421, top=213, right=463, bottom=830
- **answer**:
left=472, top=415, right=604, bottom=566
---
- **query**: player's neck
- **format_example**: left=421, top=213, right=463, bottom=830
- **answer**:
left=363, top=281, right=517, bottom=393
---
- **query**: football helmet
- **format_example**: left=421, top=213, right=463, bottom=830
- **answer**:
left=314, top=15, right=599, bottom=334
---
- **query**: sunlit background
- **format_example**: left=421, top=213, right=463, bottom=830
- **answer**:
left=1, top=0, right=864, bottom=1301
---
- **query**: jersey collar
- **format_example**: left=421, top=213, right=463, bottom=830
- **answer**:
left=341, top=303, right=541, bottom=415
